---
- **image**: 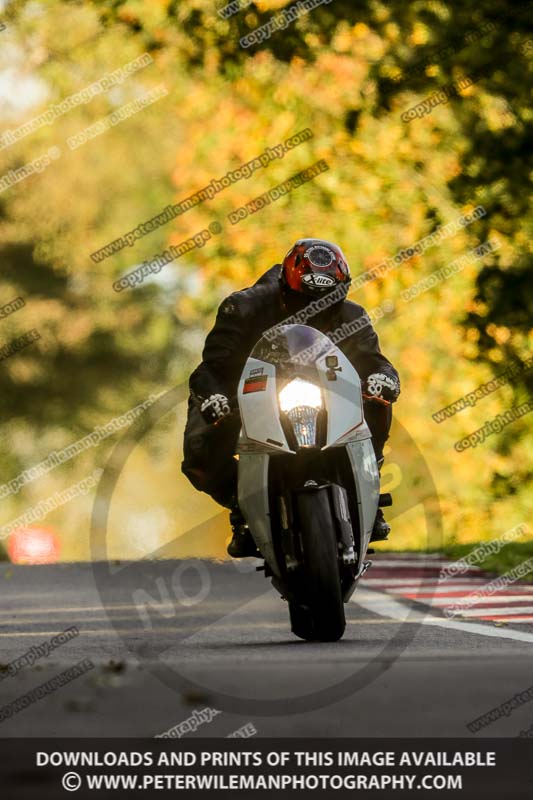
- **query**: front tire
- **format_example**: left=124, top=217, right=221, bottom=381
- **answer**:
left=291, top=488, right=345, bottom=642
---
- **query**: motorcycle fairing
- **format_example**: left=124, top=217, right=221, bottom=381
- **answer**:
left=345, top=438, right=380, bottom=558
left=315, top=349, right=364, bottom=447
left=236, top=325, right=380, bottom=579
left=237, top=453, right=280, bottom=574
left=237, top=358, right=291, bottom=453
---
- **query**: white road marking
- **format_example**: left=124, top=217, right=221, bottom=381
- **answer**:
left=362, top=577, right=487, bottom=587
left=0, top=618, right=416, bottom=640
left=386, top=583, right=499, bottom=594
left=455, top=606, right=533, bottom=618
left=0, top=615, right=173, bottom=626
left=0, top=627, right=198, bottom=638
left=352, top=588, right=533, bottom=643
left=419, top=594, right=533, bottom=606
left=0, top=604, right=135, bottom=615
left=0, top=603, right=228, bottom=617
left=365, top=560, right=469, bottom=569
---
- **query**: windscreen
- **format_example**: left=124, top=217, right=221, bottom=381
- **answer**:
left=250, top=324, right=334, bottom=369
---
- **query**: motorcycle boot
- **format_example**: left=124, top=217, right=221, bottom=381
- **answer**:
left=227, top=502, right=259, bottom=558
left=370, top=508, right=391, bottom=542
left=370, top=456, right=391, bottom=543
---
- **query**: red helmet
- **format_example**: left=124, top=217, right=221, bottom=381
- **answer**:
left=281, top=238, right=351, bottom=296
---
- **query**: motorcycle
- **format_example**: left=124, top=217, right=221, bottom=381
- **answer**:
left=236, top=323, right=391, bottom=642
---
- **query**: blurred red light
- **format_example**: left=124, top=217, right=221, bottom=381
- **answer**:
left=7, top=527, right=60, bottom=564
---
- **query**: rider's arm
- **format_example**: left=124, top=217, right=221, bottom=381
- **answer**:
left=189, top=294, right=249, bottom=405
left=338, top=303, right=400, bottom=399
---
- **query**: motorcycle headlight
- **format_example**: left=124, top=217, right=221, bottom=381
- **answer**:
left=279, top=378, right=322, bottom=413
left=279, top=379, right=322, bottom=448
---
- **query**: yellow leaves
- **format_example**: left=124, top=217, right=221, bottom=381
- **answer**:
left=486, top=324, right=512, bottom=345
left=319, top=52, right=360, bottom=84
left=117, top=7, right=140, bottom=25
left=353, top=22, right=370, bottom=39
left=7, top=358, right=45, bottom=386
left=244, top=12, right=259, bottom=28
left=515, top=230, right=530, bottom=248
left=2, top=0, right=528, bottom=557
left=57, top=313, right=94, bottom=348
left=383, top=23, right=400, bottom=41
left=349, top=138, right=367, bottom=157
left=467, top=299, right=488, bottom=316
left=462, top=342, right=479, bottom=360
left=177, top=294, right=201, bottom=324
left=332, top=27, right=356, bottom=54
left=335, top=196, right=358, bottom=214
left=117, top=0, right=169, bottom=26
left=485, top=102, right=516, bottom=131
left=410, top=23, right=429, bottom=46
left=487, top=347, right=505, bottom=363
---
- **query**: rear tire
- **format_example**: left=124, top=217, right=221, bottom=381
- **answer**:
left=291, top=488, right=345, bottom=642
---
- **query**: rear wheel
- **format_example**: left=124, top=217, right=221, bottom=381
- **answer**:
left=290, top=488, right=345, bottom=642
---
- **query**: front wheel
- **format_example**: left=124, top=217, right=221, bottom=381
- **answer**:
left=290, top=488, right=345, bottom=642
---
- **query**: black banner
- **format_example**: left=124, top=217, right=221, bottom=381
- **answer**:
left=2, top=739, right=532, bottom=798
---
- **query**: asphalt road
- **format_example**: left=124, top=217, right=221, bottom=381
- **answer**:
left=0, top=556, right=532, bottom=738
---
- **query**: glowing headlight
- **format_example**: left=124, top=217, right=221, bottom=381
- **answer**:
left=279, top=378, right=322, bottom=413
left=279, top=379, right=322, bottom=448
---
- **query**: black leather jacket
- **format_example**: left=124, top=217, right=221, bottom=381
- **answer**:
left=189, top=265, right=400, bottom=403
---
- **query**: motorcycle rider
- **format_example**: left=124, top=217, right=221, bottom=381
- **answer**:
left=182, top=238, right=400, bottom=557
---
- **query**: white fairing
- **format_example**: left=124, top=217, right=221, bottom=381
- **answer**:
left=237, top=358, right=290, bottom=452
left=236, top=326, right=381, bottom=579
left=346, top=436, right=380, bottom=557
left=237, top=453, right=280, bottom=575
left=316, top=350, right=364, bottom=447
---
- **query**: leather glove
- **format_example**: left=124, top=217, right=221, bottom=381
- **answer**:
left=200, top=393, right=231, bottom=424
left=363, top=372, right=400, bottom=404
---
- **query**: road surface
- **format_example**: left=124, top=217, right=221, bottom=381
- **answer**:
left=0, top=554, right=532, bottom=738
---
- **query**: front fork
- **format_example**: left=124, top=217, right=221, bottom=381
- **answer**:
left=277, top=481, right=363, bottom=602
